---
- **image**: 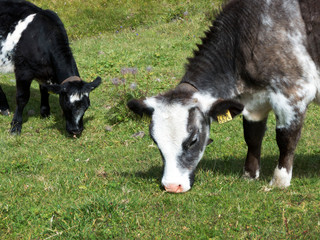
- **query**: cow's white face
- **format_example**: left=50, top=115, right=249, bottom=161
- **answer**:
left=128, top=91, right=243, bottom=193
left=146, top=97, right=211, bottom=193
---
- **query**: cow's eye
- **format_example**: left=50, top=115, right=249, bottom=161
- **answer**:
left=190, top=135, right=198, bottom=147
left=183, top=128, right=199, bottom=150
left=186, top=130, right=199, bottom=149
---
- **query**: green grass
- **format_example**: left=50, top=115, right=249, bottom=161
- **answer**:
left=1, top=1, right=320, bottom=239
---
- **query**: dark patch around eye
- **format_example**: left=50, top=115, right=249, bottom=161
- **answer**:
left=178, top=107, right=209, bottom=169
left=182, top=107, right=199, bottom=149
left=182, top=129, right=198, bottom=150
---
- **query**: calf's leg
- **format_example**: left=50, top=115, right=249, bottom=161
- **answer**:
left=40, top=85, right=50, bottom=118
left=243, top=117, right=268, bottom=179
left=268, top=96, right=306, bottom=187
left=269, top=121, right=304, bottom=188
left=11, top=80, right=32, bottom=134
left=0, top=86, right=10, bottom=115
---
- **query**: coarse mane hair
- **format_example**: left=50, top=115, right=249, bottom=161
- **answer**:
left=181, top=0, right=262, bottom=98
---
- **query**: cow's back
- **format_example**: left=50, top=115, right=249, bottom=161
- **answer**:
left=0, top=1, right=41, bottom=40
left=299, top=0, right=320, bottom=67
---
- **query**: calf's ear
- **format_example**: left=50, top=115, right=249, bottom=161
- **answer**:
left=127, top=98, right=154, bottom=117
left=45, top=84, right=64, bottom=94
left=84, top=77, right=102, bottom=92
left=209, top=100, right=243, bottom=122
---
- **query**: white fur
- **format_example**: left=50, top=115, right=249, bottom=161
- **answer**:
left=242, top=91, right=271, bottom=122
left=269, top=90, right=296, bottom=128
left=147, top=98, right=191, bottom=191
left=70, top=93, right=88, bottom=124
left=0, top=14, right=36, bottom=73
left=145, top=96, right=210, bottom=192
left=243, top=169, right=260, bottom=179
left=69, top=92, right=88, bottom=103
left=75, top=111, right=82, bottom=125
left=286, top=32, right=318, bottom=108
left=269, top=166, right=292, bottom=188
left=255, top=169, right=260, bottom=179
left=69, top=93, right=82, bottom=103
left=192, top=92, right=217, bottom=115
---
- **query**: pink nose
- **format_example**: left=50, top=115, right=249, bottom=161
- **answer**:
left=164, top=184, right=184, bottom=193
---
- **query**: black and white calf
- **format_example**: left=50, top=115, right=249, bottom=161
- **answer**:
left=128, top=0, right=320, bottom=193
left=0, top=0, right=101, bottom=135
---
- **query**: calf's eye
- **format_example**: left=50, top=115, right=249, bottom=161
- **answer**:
left=190, top=136, right=198, bottom=147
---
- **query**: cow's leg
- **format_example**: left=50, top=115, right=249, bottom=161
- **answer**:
left=243, top=117, right=268, bottom=179
left=40, top=85, right=50, bottom=118
left=0, top=86, right=10, bottom=116
left=269, top=95, right=306, bottom=188
left=11, top=80, right=32, bottom=134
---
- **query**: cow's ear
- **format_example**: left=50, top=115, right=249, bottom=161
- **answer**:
left=127, top=98, right=154, bottom=117
left=84, top=77, right=102, bottom=92
left=45, top=84, right=64, bottom=94
left=209, top=100, right=244, bottom=122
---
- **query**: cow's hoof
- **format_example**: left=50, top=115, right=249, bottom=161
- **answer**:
left=40, top=107, right=50, bottom=118
left=0, top=109, right=10, bottom=116
left=40, top=112, right=51, bottom=118
left=243, top=169, right=260, bottom=180
left=269, top=166, right=291, bottom=188
left=10, top=124, right=22, bottom=135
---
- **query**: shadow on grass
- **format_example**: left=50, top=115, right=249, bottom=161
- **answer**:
left=128, top=153, right=320, bottom=184
left=134, top=165, right=163, bottom=182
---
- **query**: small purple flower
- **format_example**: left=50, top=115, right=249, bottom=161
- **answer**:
left=121, top=68, right=129, bottom=75
left=155, top=78, right=161, bottom=82
left=183, top=11, right=189, bottom=16
left=111, top=77, right=120, bottom=86
left=120, top=78, right=126, bottom=84
left=146, top=66, right=153, bottom=72
left=131, top=67, right=138, bottom=75
left=130, top=83, right=137, bottom=90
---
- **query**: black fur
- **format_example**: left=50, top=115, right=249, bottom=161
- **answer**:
left=0, top=1, right=101, bottom=135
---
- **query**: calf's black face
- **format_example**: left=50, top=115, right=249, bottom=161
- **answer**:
left=46, top=77, right=101, bottom=136
left=128, top=92, right=243, bottom=193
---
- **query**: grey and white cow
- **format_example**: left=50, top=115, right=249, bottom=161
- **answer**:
left=128, top=0, right=320, bottom=193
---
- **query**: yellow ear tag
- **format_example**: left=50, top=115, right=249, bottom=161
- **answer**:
left=141, top=114, right=151, bottom=124
left=217, top=110, right=232, bottom=124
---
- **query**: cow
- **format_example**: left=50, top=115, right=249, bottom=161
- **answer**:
left=128, top=0, right=320, bottom=193
left=0, top=0, right=101, bottom=136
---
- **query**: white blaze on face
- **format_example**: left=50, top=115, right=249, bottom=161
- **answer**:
left=69, top=92, right=88, bottom=124
left=145, top=97, right=196, bottom=192
left=69, top=92, right=88, bottom=103
left=0, top=14, right=36, bottom=73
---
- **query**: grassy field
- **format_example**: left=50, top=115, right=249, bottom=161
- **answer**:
left=0, top=0, right=319, bottom=239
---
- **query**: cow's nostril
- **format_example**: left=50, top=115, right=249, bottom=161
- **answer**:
left=164, top=184, right=184, bottom=193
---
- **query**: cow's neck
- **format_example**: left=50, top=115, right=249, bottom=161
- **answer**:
left=55, top=63, right=80, bottom=85
left=180, top=3, right=244, bottom=100
left=51, top=45, right=80, bottom=84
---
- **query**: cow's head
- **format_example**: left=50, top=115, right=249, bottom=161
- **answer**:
left=128, top=86, right=243, bottom=193
left=45, top=77, right=101, bottom=136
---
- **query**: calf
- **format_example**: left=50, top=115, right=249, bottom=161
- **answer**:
left=0, top=0, right=101, bottom=135
left=128, top=0, right=320, bottom=192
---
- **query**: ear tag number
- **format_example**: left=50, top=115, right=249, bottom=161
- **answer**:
left=217, top=110, right=232, bottom=124
left=142, top=114, right=151, bottom=123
